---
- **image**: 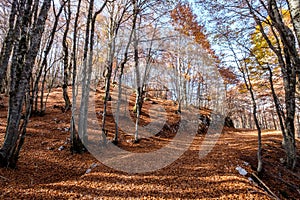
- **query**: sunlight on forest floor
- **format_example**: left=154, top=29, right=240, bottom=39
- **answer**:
left=0, top=88, right=299, bottom=199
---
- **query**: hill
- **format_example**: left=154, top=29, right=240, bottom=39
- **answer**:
left=0, top=87, right=299, bottom=199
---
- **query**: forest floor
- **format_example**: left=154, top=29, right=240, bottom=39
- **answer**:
left=0, top=87, right=299, bottom=200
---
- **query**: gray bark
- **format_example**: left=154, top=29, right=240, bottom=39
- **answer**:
left=113, top=1, right=136, bottom=143
left=70, top=0, right=85, bottom=153
left=0, top=0, right=19, bottom=92
left=287, top=0, right=300, bottom=47
left=242, top=62, right=263, bottom=173
left=245, top=0, right=298, bottom=170
left=0, top=0, right=51, bottom=168
left=62, top=0, right=71, bottom=112
left=32, top=1, right=65, bottom=114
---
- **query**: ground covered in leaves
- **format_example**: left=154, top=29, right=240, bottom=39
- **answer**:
left=0, top=88, right=299, bottom=199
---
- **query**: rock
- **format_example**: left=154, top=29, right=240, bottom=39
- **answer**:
left=58, top=146, right=65, bottom=151
left=236, top=166, right=247, bottom=176
left=90, top=163, right=98, bottom=169
left=243, top=161, right=249, bottom=166
left=224, top=116, right=235, bottom=128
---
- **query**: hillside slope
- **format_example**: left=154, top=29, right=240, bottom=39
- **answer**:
left=0, top=88, right=299, bottom=199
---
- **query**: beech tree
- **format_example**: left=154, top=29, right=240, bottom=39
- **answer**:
left=287, top=0, right=300, bottom=46
left=62, top=0, right=71, bottom=111
left=70, top=0, right=85, bottom=153
left=32, top=1, right=66, bottom=115
left=0, top=0, right=52, bottom=168
left=0, top=0, right=19, bottom=93
left=245, top=0, right=299, bottom=170
left=197, top=0, right=299, bottom=170
left=100, top=0, right=130, bottom=144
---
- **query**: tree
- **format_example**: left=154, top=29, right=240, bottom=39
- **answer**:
left=197, top=0, right=299, bottom=170
left=113, top=0, right=137, bottom=144
left=100, top=0, right=128, bottom=144
left=0, top=0, right=52, bottom=168
left=245, top=0, right=299, bottom=170
left=77, top=0, right=107, bottom=147
left=70, top=0, right=85, bottom=153
left=62, top=0, right=71, bottom=112
left=241, top=59, right=263, bottom=173
left=32, top=0, right=66, bottom=115
left=287, top=0, right=300, bottom=46
left=0, top=0, right=19, bottom=93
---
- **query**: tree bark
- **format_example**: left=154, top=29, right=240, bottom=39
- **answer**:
left=62, top=0, right=71, bottom=112
left=268, top=0, right=298, bottom=169
left=287, top=0, right=300, bottom=47
left=70, top=0, right=85, bottom=153
left=0, top=0, right=51, bottom=168
left=32, top=1, right=65, bottom=115
left=242, top=62, right=263, bottom=173
left=0, top=0, right=19, bottom=92
left=245, top=0, right=298, bottom=170
left=113, top=2, right=137, bottom=143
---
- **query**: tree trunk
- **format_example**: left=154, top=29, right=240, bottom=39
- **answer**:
left=32, top=1, right=65, bottom=115
left=242, top=63, right=263, bottom=173
left=267, top=65, right=287, bottom=143
left=287, top=0, right=300, bottom=47
left=70, top=0, right=85, bottom=153
left=113, top=4, right=137, bottom=143
left=62, top=0, right=71, bottom=112
left=297, top=114, right=300, bottom=138
left=246, top=0, right=298, bottom=170
left=0, top=0, right=19, bottom=93
left=0, top=0, right=51, bottom=168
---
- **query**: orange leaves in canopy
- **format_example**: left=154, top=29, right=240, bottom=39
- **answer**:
left=170, top=2, right=211, bottom=51
left=218, top=67, right=239, bottom=85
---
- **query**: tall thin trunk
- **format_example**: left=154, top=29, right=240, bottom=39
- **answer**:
left=267, top=65, right=286, bottom=139
left=78, top=0, right=94, bottom=145
left=62, top=0, right=71, bottom=112
left=287, top=0, right=300, bottom=47
left=70, top=0, right=85, bottom=153
left=32, top=1, right=65, bottom=114
left=113, top=3, right=137, bottom=143
left=132, top=0, right=141, bottom=143
left=0, top=0, right=19, bottom=92
left=242, top=63, right=263, bottom=173
left=246, top=0, right=298, bottom=170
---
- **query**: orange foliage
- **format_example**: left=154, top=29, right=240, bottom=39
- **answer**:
left=170, top=2, right=212, bottom=52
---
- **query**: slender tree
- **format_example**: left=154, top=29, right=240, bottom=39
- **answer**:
left=62, top=0, right=71, bottom=111
left=0, top=0, right=19, bottom=93
left=0, top=0, right=52, bottom=168
left=70, top=0, right=85, bottom=153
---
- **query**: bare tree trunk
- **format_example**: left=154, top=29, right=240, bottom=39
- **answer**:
left=132, top=0, right=141, bottom=143
left=101, top=0, right=123, bottom=144
left=287, top=0, right=300, bottom=47
left=242, top=63, right=263, bottom=173
left=113, top=3, right=137, bottom=143
left=32, top=1, right=65, bottom=115
left=297, top=114, right=300, bottom=138
left=62, top=0, right=71, bottom=112
left=267, top=65, right=286, bottom=141
left=0, top=0, right=51, bottom=168
left=246, top=0, right=298, bottom=170
left=78, top=0, right=94, bottom=145
left=70, top=0, right=85, bottom=153
left=0, top=0, right=19, bottom=92
left=78, top=0, right=107, bottom=146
